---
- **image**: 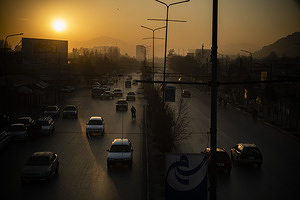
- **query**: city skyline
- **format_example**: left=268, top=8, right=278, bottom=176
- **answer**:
left=1, top=0, right=300, bottom=56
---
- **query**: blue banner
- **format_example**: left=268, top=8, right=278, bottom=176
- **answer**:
left=165, top=154, right=208, bottom=200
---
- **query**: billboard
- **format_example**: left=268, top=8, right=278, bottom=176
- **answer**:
left=165, top=153, right=208, bottom=200
left=22, top=38, right=68, bottom=65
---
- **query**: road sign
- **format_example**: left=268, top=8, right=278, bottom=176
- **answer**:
left=164, top=86, right=176, bottom=102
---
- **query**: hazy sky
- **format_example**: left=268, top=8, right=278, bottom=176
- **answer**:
left=1, top=0, right=299, bottom=56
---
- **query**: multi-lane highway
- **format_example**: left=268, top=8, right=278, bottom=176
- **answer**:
left=0, top=76, right=147, bottom=200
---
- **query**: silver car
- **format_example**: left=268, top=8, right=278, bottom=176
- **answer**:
left=107, top=138, right=133, bottom=169
left=7, top=123, right=28, bottom=141
left=21, top=152, right=59, bottom=183
left=86, top=116, right=105, bottom=137
left=37, top=117, right=55, bottom=134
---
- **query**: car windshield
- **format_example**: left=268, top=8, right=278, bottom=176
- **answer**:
left=46, top=107, right=57, bottom=111
left=17, top=118, right=30, bottom=124
left=216, top=152, right=230, bottom=161
left=65, top=106, right=76, bottom=110
left=26, top=156, right=50, bottom=165
left=88, top=120, right=103, bottom=125
left=110, top=145, right=131, bottom=152
left=243, top=147, right=261, bottom=155
left=117, top=101, right=127, bottom=104
left=38, top=120, right=50, bottom=126
left=8, top=125, right=25, bottom=131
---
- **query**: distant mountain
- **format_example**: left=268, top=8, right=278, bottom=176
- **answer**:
left=253, top=32, right=300, bottom=58
left=68, top=36, right=136, bottom=56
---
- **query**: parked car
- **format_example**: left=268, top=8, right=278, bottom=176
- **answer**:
left=44, top=106, right=60, bottom=118
left=231, top=143, right=263, bottom=168
left=116, top=99, right=128, bottom=111
left=113, top=88, right=123, bottom=97
left=86, top=116, right=105, bottom=137
left=7, top=123, right=28, bottom=141
left=107, top=138, right=133, bottom=169
left=202, top=147, right=232, bottom=174
left=126, top=92, right=136, bottom=101
left=63, top=105, right=78, bottom=118
left=61, top=86, right=75, bottom=92
left=21, top=152, right=59, bottom=183
left=101, top=91, right=114, bottom=100
left=181, top=90, right=191, bottom=98
left=0, top=130, right=10, bottom=150
left=36, top=116, right=55, bottom=135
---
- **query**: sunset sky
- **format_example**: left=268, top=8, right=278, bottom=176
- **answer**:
left=1, top=0, right=300, bottom=56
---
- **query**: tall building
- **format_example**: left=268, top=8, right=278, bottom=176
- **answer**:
left=136, top=45, right=146, bottom=61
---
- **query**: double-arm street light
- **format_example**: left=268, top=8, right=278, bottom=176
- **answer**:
left=141, top=25, right=165, bottom=80
left=3, top=32, right=23, bottom=86
left=153, top=0, right=189, bottom=101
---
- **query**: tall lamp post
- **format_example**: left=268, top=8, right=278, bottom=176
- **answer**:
left=3, top=33, right=23, bottom=86
left=141, top=25, right=165, bottom=80
left=154, top=0, right=189, bottom=102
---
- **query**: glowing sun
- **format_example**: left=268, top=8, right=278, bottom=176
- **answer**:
left=52, top=20, right=66, bottom=32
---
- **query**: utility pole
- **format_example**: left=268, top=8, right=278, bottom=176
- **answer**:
left=210, top=0, right=218, bottom=199
left=141, top=25, right=165, bottom=81
left=151, top=0, right=189, bottom=102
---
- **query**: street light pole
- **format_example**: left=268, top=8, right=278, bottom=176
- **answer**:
left=154, top=0, right=189, bottom=102
left=141, top=25, right=165, bottom=80
left=3, top=33, right=23, bottom=86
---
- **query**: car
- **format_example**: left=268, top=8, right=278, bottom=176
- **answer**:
left=132, top=79, right=138, bottom=85
left=36, top=116, right=55, bottom=135
left=101, top=85, right=110, bottom=92
left=106, top=138, right=133, bottom=169
left=44, top=106, right=60, bottom=118
left=86, top=116, right=105, bottom=136
left=113, top=88, right=123, bottom=97
left=91, top=81, right=101, bottom=88
left=181, top=90, right=191, bottom=98
left=231, top=143, right=263, bottom=167
left=202, top=147, right=232, bottom=174
left=63, top=105, right=78, bottom=118
left=61, top=86, right=75, bottom=92
left=126, top=92, right=136, bottom=101
left=116, top=99, right=128, bottom=111
left=21, top=152, right=59, bottom=183
left=7, top=123, right=28, bottom=141
left=0, top=130, right=10, bottom=150
left=16, top=116, right=35, bottom=128
left=92, top=87, right=103, bottom=98
left=101, top=91, right=114, bottom=100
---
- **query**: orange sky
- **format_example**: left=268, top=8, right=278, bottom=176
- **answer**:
left=1, top=0, right=300, bottom=56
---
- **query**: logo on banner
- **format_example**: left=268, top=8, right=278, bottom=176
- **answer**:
left=165, top=154, right=207, bottom=200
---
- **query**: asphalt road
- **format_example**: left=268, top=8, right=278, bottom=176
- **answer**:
left=0, top=76, right=147, bottom=200
left=173, top=84, right=300, bottom=200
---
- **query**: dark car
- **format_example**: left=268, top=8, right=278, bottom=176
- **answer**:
left=101, top=91, right=114, bottom=100
left=44, top=106, right=60, bottom=118
left=231, top=143, right=263, bottom=168
left=63, top=105, right=78, bottom=118
left=21, top=152, right=59, bottom=183
left=16, top=117, right=35, bottom=128
left=116, top=99, right=128, bottom=111
left=181, top=90, right=191, bottom=98
left=203, top=147, right=232, bottom=174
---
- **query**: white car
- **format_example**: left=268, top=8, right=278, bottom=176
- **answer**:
left=107, top=138, right=133, bottom=169
left=37, top=117, right=55, bottom=134
left=7, top=123, right=28, bottom=141
left=21, top=152, right=59, bottom=183
left=126, top=92, right=136, bottom=101
left=86, top=116, right=105, bottom=137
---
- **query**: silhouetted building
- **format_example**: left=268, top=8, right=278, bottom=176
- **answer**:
left=136, top=45, right=146, bottom=61
left=92, top=46, right=120, bottom=60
